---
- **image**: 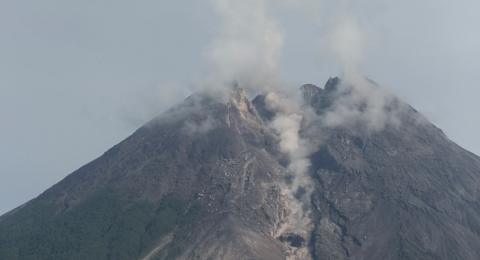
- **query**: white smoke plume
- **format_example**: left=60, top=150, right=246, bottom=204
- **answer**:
left=182, top=115, right=219, bottom=135
left=319, top=2, right=402, bottom=131
left=327, top=14, right=366, bottom=81
left=264, top=92, right=315, bottom=258
left=204, top=0, right=284, bottom=94
left=323, top=77, right=400, bottom=131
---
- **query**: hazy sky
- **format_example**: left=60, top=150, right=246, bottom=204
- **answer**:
left=1, top=0, right=480, bottom=215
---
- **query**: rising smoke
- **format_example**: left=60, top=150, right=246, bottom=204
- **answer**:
left=264, top=91, right=315, bottom=259
left=323, top=12, right=401, bottom=131
left=205, top=0, right=284, bottom=94
left=205, top=0, right=399, bottom=131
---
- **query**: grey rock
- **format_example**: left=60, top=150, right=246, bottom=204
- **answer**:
left=1, top=79, right=480, bottom=260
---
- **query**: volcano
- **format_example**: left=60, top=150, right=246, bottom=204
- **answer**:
left=1, top=78, right=480, bottom=260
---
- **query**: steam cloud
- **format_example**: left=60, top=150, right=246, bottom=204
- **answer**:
left=328, top=14, right=366, bottom=81
left=264, top=92, right=315, bottom=259
left=205, top=0, right=284, bottom=93
left=206, top=0, right=399, bottom=131
left=323, top=7, right=400, bottom=131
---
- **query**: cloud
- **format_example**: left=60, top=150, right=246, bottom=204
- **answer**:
left=264, top=92, right=315, bottom=255
left=327, top=14, right=367, bottom=81
left=323, top=78, right=401, bottom=132
left=300, top=0, right=404, bottom=132
left=182, top=114, right=219, bottom=135
left=204, top=0, right=284, bottom=93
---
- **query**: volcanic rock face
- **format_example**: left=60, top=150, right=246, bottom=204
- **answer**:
left=2, top=78, right=480, bottom=260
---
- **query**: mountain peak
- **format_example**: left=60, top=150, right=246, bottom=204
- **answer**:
left=228, top=85, right=249, bottom=108
left=324, top=76, right=341, bottom=91
left=226, top=86, right=264, bottom=127
left=300, top=84, right=322, bottom=104
left=2, top=78, right=480, bottom=260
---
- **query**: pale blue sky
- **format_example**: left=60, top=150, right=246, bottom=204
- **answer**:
left=1, top=0, right=480, bottom=214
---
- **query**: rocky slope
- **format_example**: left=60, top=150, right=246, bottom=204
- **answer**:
left=1, top=78, right=480, bottom=260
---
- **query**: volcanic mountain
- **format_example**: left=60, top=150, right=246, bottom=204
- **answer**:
left=1, top=78, right=480, bottom=260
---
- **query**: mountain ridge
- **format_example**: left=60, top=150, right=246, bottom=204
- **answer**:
left=1, top=77, right=480, bottom=260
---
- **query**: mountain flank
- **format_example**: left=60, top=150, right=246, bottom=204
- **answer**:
left=2, top=78, right=480, bottom=260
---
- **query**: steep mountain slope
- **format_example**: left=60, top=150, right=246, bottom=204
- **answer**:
left=1, top=78, right=480, bottom=260
left=0, top=89, right=290, bottom=260
left=295, top=80, right=480, bottom=260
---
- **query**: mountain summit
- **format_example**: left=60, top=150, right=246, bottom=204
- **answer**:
left=2, top=78, right=480, bottom=260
